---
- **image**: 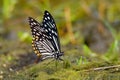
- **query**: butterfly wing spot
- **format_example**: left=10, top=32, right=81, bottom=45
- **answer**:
left=33, top=29, right=36, bottom=31
left=51, top=30, right=54, bottom=33
left=48, top=28, right=51, bottom=31
left=45, top=17, right=47, bottom=20
left=33, top=47, right=36, bottom=50
left=54, top=32, right=57, bottom=36
left=34, top=50, right=41, bottom=56
left=49, top=33, right=52, bottom=36
left=46, top=12, right=49, bottom=15
left=53, top=24, right=55, bottom=27
left=36, top=33, right=40, bottom=36
left=32, top=40, right=34, bottom=43
left=36, top=42, right=40, bottom=45
left=44, top=24, right=47, bottom=27
left=47, top=16, right=50, bottom=20
left=35, top=35, right=39, bottom=39
left=30, top=23, right=33, bottom=26
left=49, top=36, right=52, bottom=39
left=32, top=37, right=35, bottom=40
left=33, top=31, right=35, bottom=34
left=40, top=38, right=42, bottom=41
left=33, top=22, right=36, bottom=25
left=43, top=34, right=45, bottom=37
left=30, top=18, right=34, bottom=21
left=45, top=29, right=48, bottom=32
left=32, top=44, right=34, bottom=47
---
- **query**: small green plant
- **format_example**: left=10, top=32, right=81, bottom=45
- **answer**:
left=63, top=60, right=71, bottom=68
left=102, top=20, right=120, bottom=62
left=83, top=45, right=97, bottom=57
left=76, top=56, right=88, bottom=65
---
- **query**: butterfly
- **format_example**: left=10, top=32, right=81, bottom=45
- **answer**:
left=28, top=10, right=63, bottom=62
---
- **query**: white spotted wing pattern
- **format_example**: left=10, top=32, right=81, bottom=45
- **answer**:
left=28, top=10, right=63, bottom=61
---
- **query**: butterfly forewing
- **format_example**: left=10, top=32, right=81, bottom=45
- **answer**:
left=42, top=11, right=61, bottom=52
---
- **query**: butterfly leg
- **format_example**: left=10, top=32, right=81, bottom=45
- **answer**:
left=58, top=58, right=64, bottom=61
left=55, top=59, right=58, bottom=70
left=45, top=59, right=55, bottom=66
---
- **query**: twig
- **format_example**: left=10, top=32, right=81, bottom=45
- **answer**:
left=85, top=65, right=120, bottom=72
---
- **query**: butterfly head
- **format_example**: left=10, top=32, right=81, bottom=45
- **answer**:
left=53, top=52, right=64, bottom=60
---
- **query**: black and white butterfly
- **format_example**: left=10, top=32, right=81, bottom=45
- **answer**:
left=28, top=10, right=63, bottom=62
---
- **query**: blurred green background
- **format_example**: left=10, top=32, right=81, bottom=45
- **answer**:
left=0, top=0, right=120, bottom=79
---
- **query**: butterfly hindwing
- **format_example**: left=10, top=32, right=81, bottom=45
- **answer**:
left=28, top=17, right=53, bottom=56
